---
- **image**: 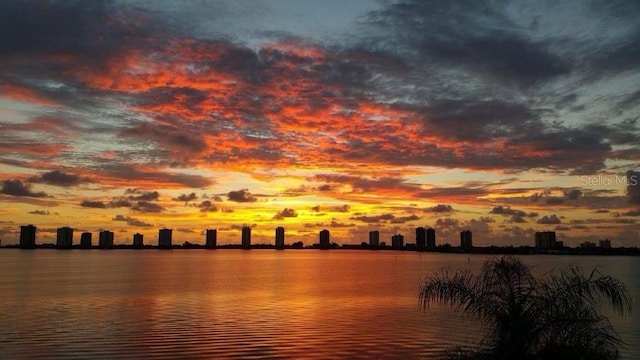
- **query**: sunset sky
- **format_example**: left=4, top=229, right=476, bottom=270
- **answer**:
left=1, top=0, right=640, bottom=246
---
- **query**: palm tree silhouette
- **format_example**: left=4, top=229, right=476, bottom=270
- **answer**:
left=419, top=257, right=632, bottom=360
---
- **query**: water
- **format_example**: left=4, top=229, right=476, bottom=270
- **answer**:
left=1, top=250, right=638, bottom=359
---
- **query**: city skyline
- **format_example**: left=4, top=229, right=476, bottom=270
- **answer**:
left=2, top=1, right=640, bottom=248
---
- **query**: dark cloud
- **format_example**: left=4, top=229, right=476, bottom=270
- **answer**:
left=426, top=204, right=453, bottom=213
left=621, top=210, right=640, bottom=217
left=80, top=200, right=107, bottom=208
left=109, top=198, right=133, bottom=208
left=29, top=170, right=84, bottom=187
left=627, top=171, right=640, bottom=204
left=173, top=192, right=198, bottom=203
left=1, top=179, right=47, bottom=198
left=125, top=189, right=160, bottom=202
left=273, top=208, right=298, bottom=220
left=390, top=214, right=420, bottom=224
left=490, top=206, right=537, bottom=218
left=351, top=213, right=396, bottom=223
left=564, top=189, right=582, bottom=200
left=368, top=1, right=570, bottom=87
left=132, top=201, right=164, bottom=213
left=112, top=215, right=153, bottom=227
left=228, top=189, right=257, bottom=203
left=537, top=215, right=562, bottom=224
left=28, top=209, right=50, bottom=215
left=197, top=200, right=218, bottom=212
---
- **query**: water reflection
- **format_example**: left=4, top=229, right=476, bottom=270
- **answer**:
left=0, top=250, right=637, bottom=359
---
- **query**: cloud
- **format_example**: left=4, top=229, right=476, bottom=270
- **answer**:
left=537, top=215, right=562, bottom=224
left=28, top=209, right=50, bottom=215
left=390, top=214, right=420, bottom=224
left=132, top=201, right=164, bottom=213
left=80, top=200, right=107, bottom=208
left=351, top=213, right=396, bottom=223
left=274, top=208, right=298, bottom=220
left=29, top=170, right=85, bottom=187
left=490, top=206, right=538, bottom=218
left=621, top=210, right=640, bottom=217
left=627, top=171, right=640, bottom=204
left=426, top=204, right=453, bottom=213
left=112, top=215, right=153, bottom=227
left=197, top=200, right=218, bottom=212
left=1, top=179, right=47, bottom=198
left=227, top=189, right=257, bottom=203
left=173, top=192, right=197, bottom=203
left=125, top=189, right=160, bottom=201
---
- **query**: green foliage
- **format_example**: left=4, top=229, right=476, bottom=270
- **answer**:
left=419, top=257, right=632, bottom=360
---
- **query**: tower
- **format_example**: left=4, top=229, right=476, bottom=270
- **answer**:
left=206, top=229, right=217, bottom=249
left=241, top=227, right=251, bottom=249
left=275, top=227, right=285, bottom=249
left=19, top=225, right=36, bottom=249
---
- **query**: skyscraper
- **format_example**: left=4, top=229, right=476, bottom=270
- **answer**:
left=133, top=233, right=144, bottom=247
left=241, top=227, right=251, bottom=249
left=426, top=227, right=436, bottom=249
left=415, top=227, right=426, bottom=249
left=535, top=231, right=556, bottom=249
left=56, top=227, right=73, bottom=248
left=159, top=228, right=172, bottom=248
left=206, top=229, right=217, bottom=249
left=369, top=230, right=380, bottom=247
left=80, top=232, right=92, bottom=248
left=391, top=234, right=404, bottom=249
left=460, top=230, right=473, bottom=249
left=275, top=227, right=285, bottom=249
left=99, top=230, right=114, bottom=248
left=19, top=225, right=36, bottom=249
left=319, top=229, right=330, bottom=249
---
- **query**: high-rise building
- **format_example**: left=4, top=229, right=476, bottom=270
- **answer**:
left=206, top=229, right=217, bottom=249
left=391, top=234, right=404, bottom=249
left=460, top=230, right=473, bottom=249
left=19, top=225, right=37, bottom=249
left=415, top=227, right=426, bottom=249
left=319, top=229, right=330, bottom=249
left=241, top=227, right=251, bottom=249
left=159, top=228, right=172, bottom=248
left=133, top=233, right=144, bottom=247
left=99, top=230, right=114, bottom=248
left=599, top=239, right=612, bottom=249
left=56, top=227, right=73, bottom=248
left=426, top=228, right=436, bottom=249
left=80, top=232, right=92, bottom=248
left=535, top=231, right=557, bottom=249
left=369, top=230, right=380, bottom=247
left=275, top=227, right=285, bottom=249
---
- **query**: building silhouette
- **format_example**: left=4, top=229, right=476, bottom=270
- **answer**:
left=19, top=225, right=36, bottom=249
left=600, top=239, right=612, bottom=248
left=56, top=227, right=73, bottom=248
left=535, top=231, right=557, bottom=249
left=206, top=229, right=217, bottom=249
left=241, top=227, right=251, bottom=249
left=319, top=229, right=330, bottom=249
left=369, top=230, right=380, bottom=247
left=133, top=233, right=144, bottom=247
left=99, top=230, right=114, bottom=248
left=460, top=230, right=473, bottom=249
left=158, top=228, right=172, bottom=248
left=275, top=227, right=285, bottom=249
left=426, top=227, right=436, bottom=249
left=415, top=227, right=426, bottom=249
left=391, top=234, right=404, bottom=249
left=80, top=232, right=92, bottom=248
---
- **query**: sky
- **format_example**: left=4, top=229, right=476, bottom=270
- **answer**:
left=1, top=0, right=640, bottom=247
